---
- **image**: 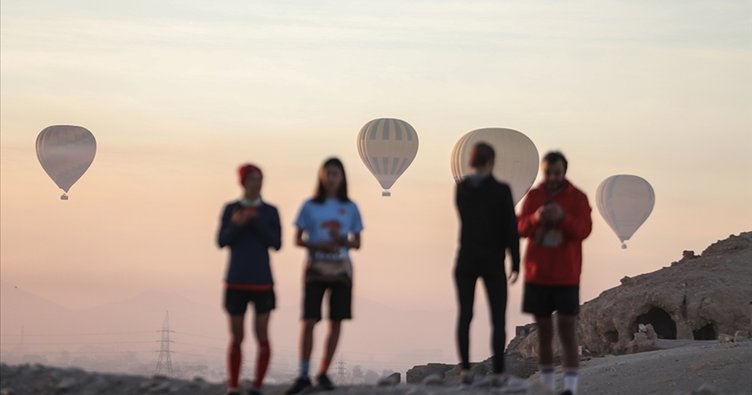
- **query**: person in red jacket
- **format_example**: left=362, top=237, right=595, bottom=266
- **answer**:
left=517, top=151, right=592, bottom=395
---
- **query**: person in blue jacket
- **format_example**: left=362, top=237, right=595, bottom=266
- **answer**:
left=217, top=163, right=281, bottom=395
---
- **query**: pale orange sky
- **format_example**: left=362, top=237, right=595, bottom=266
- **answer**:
left=2, top=0, right=751, bottom=373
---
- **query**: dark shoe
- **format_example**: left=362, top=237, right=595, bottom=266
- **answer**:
left=560, top=391, right=574, bottom=395
left=248, top=388, right=263, bottom=395
left=315, top=374, right=335, bottom=391
left=227, top=390, right=242, bottom=395
left=285, top=377, right=312, bottom=395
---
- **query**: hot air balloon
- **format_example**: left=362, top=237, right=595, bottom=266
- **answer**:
left=450, top=128, right=539, bottom=205
left=36, top=125, right=97, bottom=200
left=596, top=174, right=655, bottom=249
left=357, top=118, right=419, bottom=196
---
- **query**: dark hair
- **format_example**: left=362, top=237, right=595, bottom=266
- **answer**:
left=470, top=142, right=495, bottom=168
left=543, top=151, right=568, bottom=172
left=313, top=157, right=349, bottom=203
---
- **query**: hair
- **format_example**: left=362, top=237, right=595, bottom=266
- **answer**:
left=237, top=163, right=262, bottom=185
left=313, top=157, right=349, bottom=203
left=543, top=151, right=568, bottom=172
left=470, top=142, right=495, bottom=169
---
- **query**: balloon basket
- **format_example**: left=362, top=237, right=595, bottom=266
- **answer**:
left=621, top=243, right=627, bottom=249
left=60, top=194, right=69, bottom=201
left=382, top=191, right=391, bottom=197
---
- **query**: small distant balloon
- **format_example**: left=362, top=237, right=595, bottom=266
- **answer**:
left=596, top=174, right=655, bottom=249
left=450, top=128, right=539, bottom=205
left=35, top=125, right=97, bottom=200
left=357, top=118, right=419, bottom=197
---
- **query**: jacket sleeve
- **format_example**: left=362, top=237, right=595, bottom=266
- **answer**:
left=517, top=190, right=540, bottom=238
left=503, top=186, right=521, bottom=272
left=249, top=207, right=282, bottom=251
left=217, top=205, right=241, bottom=248
left=561, top=191, right=592, bottom=241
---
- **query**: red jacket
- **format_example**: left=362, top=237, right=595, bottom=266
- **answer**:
left=518, top=180, right=592, bottom=285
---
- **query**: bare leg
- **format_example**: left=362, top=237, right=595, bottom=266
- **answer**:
left=318, top=320, right=341, bottom=375
left=301, top=320, right=316, bottom=363
left=557, top=314, right=578, bottom=369
left=534, top=315, right=554, bottom=366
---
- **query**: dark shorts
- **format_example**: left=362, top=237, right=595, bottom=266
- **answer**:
left=303, top=281, right=352, bottom=321
left=224, top=288, right=276, bottom=316
left=523, top=283, right=580, bottom=316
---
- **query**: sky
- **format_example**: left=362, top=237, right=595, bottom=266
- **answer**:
left=1, top=0, right=751, bottom=375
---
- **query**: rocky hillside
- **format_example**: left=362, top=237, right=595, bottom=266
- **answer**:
left=509, top=231, right=752, bottom=357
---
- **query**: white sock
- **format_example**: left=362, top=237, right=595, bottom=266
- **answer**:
left=564, top=371, right=578, bottom=394
left=540, top=367, right=555, bottom=391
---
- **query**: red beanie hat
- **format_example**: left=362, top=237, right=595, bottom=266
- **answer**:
left=238, top=163, right=263, bottom=185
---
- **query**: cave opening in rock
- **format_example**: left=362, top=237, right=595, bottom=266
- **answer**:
left=693, top=323, right=717, bottom=340
left=633, top=307, right=677, bottom=339
left=604, top=330, right=619, bottom=343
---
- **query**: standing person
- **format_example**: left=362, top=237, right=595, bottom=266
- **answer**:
left=517, top=151, right=592, bottom=395
left=217, top=164, right=282, bottom=395
left=454, top=142, right=520, bottom=386
left=286, top=157, right=364, bottom=394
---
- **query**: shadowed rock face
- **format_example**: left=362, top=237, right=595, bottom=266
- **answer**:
left=508, top=232, right=752, bottom=357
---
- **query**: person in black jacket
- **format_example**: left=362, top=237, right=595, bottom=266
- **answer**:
left=455, top=142, right=520, bottom=385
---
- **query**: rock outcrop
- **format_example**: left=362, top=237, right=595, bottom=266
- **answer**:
left=508, top=232, right=752, bottom=357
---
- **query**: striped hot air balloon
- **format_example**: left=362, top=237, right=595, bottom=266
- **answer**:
left=357, top=118, right=419, bottom=197
left=36, top=125, right=97, bottom=200
left=451, top=128, right=539, bottom=205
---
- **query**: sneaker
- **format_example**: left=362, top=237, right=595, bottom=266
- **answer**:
left=315, top=374, right=335, bottom=391
left=247, top=388, right=263, bottom=395
left=285, top=377, right=312, bottom=395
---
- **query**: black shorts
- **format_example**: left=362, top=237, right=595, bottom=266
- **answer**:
left=224, top=288, right=276, bottom=316
left=303, top=281, right=352, bottom=321
left=523, top=283, right=579, bottom=316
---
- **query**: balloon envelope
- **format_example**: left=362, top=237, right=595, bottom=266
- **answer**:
left=596, top=174, right=655, bottom=248
left=451, top=128, right=539, bottom=205
left=36, top=125, right=97, bottom=199
left=357, top=118, right=419, bottom=196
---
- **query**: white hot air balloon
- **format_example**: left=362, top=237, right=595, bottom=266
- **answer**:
left=357, top=118, right=419, bottom=196
left=596, top=174, right=655, bottom=249
left=451, top=128, right=539, bottom=205
left=36, top=125, right=97, bottom=200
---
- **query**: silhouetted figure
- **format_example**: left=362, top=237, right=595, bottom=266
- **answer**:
left=218, top=164, right=281, bottom=395
left=518, top=151, right=592, bottom=395
left=286, top=157, right=363, bottom=394
left=455, top=142, right=520, bottom=385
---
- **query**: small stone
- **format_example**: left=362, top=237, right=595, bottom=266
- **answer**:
left=733, top=330, right=749, bottom=342
left=56, top=377, right=77, bottom=391
left=422, top=373, right=444, bottom=385
left=691, top=383, right=718, bottom=395
left=718, top=333, right=734, bottom=343
left=377, top=372, right=401, bottom=386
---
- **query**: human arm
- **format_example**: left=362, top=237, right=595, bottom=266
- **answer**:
left=517, top=190, right=542, bottom=238
left=559, top=192, right=593, bottom=241
left=248, top=207, right=282, bottom=251
left=217, top=205, right=243, bottom=248
left=295, top=228, right=340, bottom=253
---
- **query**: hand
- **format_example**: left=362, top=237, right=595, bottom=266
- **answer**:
left=540, top=203, right=564, bottom=224
left=508, top=271, right=519, bottom=284
left=230, top=208, right=251, bottom=225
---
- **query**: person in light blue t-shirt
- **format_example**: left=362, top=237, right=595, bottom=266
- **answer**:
left=286, top=157, right=363, bottom=395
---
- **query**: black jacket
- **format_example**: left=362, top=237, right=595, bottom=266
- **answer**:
left=456, top=175, right=520, bottom=272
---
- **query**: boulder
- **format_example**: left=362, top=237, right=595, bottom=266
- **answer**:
left=508, top=232, right=752, bottom=358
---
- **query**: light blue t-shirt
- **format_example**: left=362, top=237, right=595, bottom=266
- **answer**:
left=294, top=198, right=364, bottom=260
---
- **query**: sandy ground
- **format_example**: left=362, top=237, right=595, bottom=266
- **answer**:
left=2, top=341, right=750, bottom=395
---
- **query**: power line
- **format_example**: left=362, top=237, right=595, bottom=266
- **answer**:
left=154, top=311, right=174, bottom=376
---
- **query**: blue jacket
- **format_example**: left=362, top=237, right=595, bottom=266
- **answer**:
left=217, top=201, right=282, bottom=286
